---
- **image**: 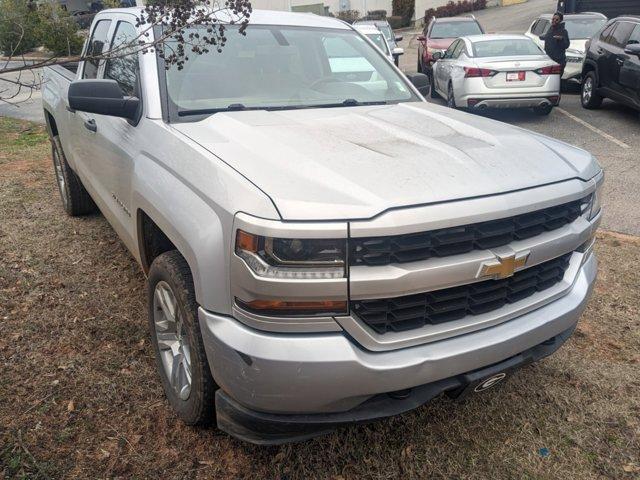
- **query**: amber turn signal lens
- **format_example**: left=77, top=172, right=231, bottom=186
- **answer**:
left=237, top=298, right=347, bottom=314
left=236, top=230, right=258, bottom=253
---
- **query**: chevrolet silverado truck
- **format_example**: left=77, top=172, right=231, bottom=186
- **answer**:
left=42, top=8, right=603, bottom=445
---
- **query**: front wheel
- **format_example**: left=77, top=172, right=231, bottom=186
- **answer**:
left=148, top=251, right=217, bottom=426
left=581, top=71, right=603, bottom=109
left=429, top=74, right=440, bottom=99
left=51, top=135, right=97, bottom=216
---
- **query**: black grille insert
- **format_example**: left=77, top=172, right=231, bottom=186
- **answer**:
left=351, top=253, right=572, bottom=334
left=350, top=199, right=584, bottom=266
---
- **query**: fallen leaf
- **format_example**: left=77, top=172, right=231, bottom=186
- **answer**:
left=67, top=400, right=75, bottom=412
left=623, top=464, right=640, bottom=473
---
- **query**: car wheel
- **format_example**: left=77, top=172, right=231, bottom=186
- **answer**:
left=581, top=72, right=603, bottom=109
left=533, top=104, right=553, bottom=116
left=430, top=75, right=440, bottom=99
left=51, top=135, right=97, bottom=216
left=148, top=250, right=217, bottom=426
left=447, top=83, right=456, bottom=108
left=417, top=56, right=422, bottom=73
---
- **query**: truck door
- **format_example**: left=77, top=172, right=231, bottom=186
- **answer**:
left=87, top=18, right=143, bottom=250
left=619, top=23, right=640, bottom=107
left=67, top=18, right=112, bottom=177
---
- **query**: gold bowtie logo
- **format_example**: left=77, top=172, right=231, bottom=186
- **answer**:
left=479, top=252, right=529, bottom=280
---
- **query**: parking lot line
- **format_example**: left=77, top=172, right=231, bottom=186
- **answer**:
left=556, top=107, right=630, bottom=150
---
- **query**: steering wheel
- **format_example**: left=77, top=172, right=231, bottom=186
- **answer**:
left=309, top=76, right=340, bottom=90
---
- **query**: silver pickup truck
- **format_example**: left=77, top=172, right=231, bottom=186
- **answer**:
left=42, top=8, right=603, bottom=444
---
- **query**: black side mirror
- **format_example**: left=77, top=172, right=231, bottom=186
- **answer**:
left=624, top=43, right=640, bottom=56
left=406, top=73, right=429, bottom=96
left=395, top=35, right=403, bottom=42
left=432, top=51, right=443, bottom=61
left=68, top=79, right=140, bottom=121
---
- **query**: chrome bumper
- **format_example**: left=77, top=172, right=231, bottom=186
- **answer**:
left=200, top=251, right=597, bottom=415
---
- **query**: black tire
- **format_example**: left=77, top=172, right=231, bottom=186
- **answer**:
left=533, top=104, right=554, bottom=116
left=417, top=57, right=422, bottom=74
left=446, top=83, right=456, bottom=109
left=148, top=251, right=217, bottom=426
left=581, top=71, right=603, bottom=109
left=430, top=75, right=440, bottom=99
left=51, top=135, right=97, bottom=216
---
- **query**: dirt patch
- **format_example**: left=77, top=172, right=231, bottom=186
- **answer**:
left=1, top=118, right=639, bottom=479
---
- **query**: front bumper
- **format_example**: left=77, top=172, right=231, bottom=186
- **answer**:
left=214, top=322, right=578, bottom=445
left=200, top=251, right=596, bottom=437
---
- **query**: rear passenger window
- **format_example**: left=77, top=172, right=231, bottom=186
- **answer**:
left=104, top=22, right=139, bottom=97
left=609, top=22, right=635, bottom=48
left=532, top=20, right=544, bottom=36
left=536, top=20, right=550, bottom=35
left=600, top=23, right=616, bottom=42
left=83, top=19, right=111, bottom=79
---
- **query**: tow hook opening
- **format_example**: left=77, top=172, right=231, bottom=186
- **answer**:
left=388, top=388, right=412, bottom=400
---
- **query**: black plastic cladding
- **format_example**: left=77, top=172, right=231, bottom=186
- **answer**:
left=352, top=253, right=572, bottom=334
left=350, top=198, right=584, bottom=266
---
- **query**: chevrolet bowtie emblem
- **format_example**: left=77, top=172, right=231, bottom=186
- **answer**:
left=478, top=251, right=530, bottom=280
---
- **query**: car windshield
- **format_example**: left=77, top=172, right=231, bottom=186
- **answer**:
left=164, top=25, right=416, bottom=118
left=366, top=32, right=390, bottom=55
left=564, top=18, right=607, bottom=39
left=430, top=21, right=482, bottom=39
left=472, top=38, right=543, bottom=57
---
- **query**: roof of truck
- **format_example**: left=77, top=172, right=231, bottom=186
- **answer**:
left=96, top=7, right=351, bottom=29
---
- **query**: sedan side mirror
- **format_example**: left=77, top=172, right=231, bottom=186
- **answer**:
left=393, top=47, right=404, bottom=57
left=432, top=51, right=443, bottom=61
left=624, top=43, right=640, bottom=56
left=395, top=35, right=403, bottom=42
left=417, top=35, right=426, bottom=42
left=68, top=79, right=140, bottom=121
left=406, top=72, right=429, bottom=96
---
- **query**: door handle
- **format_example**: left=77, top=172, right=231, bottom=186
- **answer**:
left=616, top=58, right=624, bottom=65
left=597, top=48, right=604, bottom=54
left=83, top=119, right=97, bottom=132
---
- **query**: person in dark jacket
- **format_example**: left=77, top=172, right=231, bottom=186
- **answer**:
left=542, top=12, right=571, bottom=74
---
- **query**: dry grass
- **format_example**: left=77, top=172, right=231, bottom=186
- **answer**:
left=0, top=117, right=638, bottom=479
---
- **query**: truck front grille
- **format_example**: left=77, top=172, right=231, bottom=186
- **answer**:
left=350, top=199, right=584, bottom=266
left=351, top=253, right=572, bottom=334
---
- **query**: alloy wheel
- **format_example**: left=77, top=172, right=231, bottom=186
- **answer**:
left=447, top=85, right=455, bottom=108
left=583, top=77, right=593, bottom=104
left=153, top=281, right=192, bottom=401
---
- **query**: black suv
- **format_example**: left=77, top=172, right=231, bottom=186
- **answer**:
left=581, top=16, right=640, bottom=111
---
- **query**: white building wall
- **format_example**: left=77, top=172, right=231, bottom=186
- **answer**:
left=251, top=0, right=392, bottom=16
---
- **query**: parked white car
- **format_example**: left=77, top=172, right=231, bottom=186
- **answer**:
left=431, top=34, right=562, bottom=115
left=353, top=23, right=399, bottom=63
left=525, top=12, right=607, bottom=84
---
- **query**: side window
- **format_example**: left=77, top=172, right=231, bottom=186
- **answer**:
left=539, top=20, right=550, bottom=35
left=627, top=23, right=640, bottom=45
left=531, top=20, right=542, bottom=35
left=452, top=41, right=464, bottom=59
left=104, top=22, right=139, bottom=97
left=610, top=22, right=635, bottom=48
left=444, top=40, right=458, bottom=59
left=600, top=23, right=616, bottom=42
left=83, top=19, right=111, bottom=79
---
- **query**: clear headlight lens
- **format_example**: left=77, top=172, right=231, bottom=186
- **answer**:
left=588, top=182, right=603, bottom=220
left=235, top=230, right=346, bottom=279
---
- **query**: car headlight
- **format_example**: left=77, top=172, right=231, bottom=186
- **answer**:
left=235, top=230, right=346, bottom=279
left=582, top=181, right=603, bottom=221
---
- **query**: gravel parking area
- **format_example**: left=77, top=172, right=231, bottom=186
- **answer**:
left=1, top=118, right=638, bottom=479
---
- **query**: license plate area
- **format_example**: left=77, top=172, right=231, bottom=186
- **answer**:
left=506, top=71, right=526, bottom=82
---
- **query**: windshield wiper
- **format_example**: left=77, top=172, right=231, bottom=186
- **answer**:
left=178, top=99, right=389, bottom=117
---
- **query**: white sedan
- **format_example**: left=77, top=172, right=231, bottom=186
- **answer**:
left=431, top=34, right=562, bottom=115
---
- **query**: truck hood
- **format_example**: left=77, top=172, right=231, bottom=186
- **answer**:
left=173, top=102, right=600, bottom=220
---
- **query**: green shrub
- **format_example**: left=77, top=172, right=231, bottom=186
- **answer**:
left=0, top=0, right=40, bottom=55
left=335, top=10, right=360, bottom=23
left=37, top=2, right=84, bottom=56
left=387, top=15, right=404, bottom=29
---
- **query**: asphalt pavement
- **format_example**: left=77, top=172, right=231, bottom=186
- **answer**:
left=0, top=61, right=45, bottom=123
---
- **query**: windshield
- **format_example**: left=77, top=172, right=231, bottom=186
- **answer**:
left=564, top=18, right=607, bottom=39
left=472, top=39, right=543, bottom=57
left=430, top=21, right=482, bottom=39
left=164, top=25, right=416, bottom=118
left=366, top=33, right=390, bottom=55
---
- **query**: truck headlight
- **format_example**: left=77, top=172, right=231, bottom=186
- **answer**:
left=588, top=181, right=603, bottom=220
left=235, top=230, right=346, bottom=279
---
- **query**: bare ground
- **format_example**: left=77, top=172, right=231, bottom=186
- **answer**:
left=0, top=118, right=639, bottom=479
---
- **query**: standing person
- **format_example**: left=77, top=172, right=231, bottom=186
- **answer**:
left=542, top=12, right=571, bottom=75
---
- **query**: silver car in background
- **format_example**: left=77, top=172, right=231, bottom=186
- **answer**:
left=431, top=34, right=562, bottom=115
